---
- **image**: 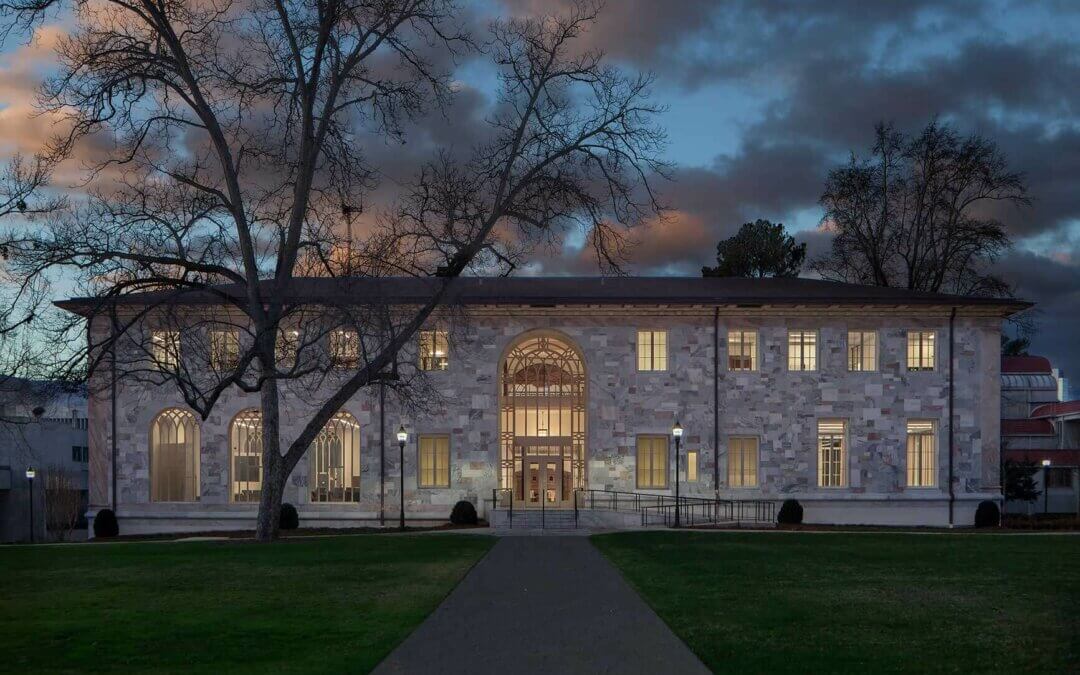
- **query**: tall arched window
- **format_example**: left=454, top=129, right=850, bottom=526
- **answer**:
left=150, top=408, right=200, bottom=502
left=310, top=412, right=361, bottom=503
left=230, top=409, right=263, bottom=502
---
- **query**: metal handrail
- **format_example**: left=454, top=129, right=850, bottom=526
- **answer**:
left=640, top=498, right=776, bottom=526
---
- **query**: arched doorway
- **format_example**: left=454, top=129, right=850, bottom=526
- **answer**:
left=499, top=333, right=586, bottom=507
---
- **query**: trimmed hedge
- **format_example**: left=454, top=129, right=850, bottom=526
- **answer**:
left=280, top=503, right=299, bottom=530
left=974, top=500, right=1000, bottom=528
left=93, top=508, right=119, bottom=538
left=450, top=500, right=478, bottom=525
left=777, top=499, right=803, bottom=525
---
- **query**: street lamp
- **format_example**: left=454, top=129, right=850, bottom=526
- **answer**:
left=672, top=421, right=683, bottom=528
left=1042, top=459, right=1051, bottom=515
left=25, top=466, right=35, bottom=544
left=397, top=425, right=408, bottom=531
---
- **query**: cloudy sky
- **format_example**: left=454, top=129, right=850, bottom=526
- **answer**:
left=1, top=0, right=1079, bottom=384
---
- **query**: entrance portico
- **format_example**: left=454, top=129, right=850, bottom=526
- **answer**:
left=500, top=332, right=586, bottom=508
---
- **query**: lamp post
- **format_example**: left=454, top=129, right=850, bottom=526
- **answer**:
left=25, top=466, right=35, bottom=543
left=397, top=425, right=408, bottom=531
left=1042, top=459, right=1051, bottom=515
left=672, top=421, right=683, bottom=528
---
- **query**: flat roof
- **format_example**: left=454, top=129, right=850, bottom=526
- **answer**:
left=55, top=276, right=1032, bottom=315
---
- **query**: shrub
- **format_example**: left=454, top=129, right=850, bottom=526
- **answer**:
left=449, top=500, right=478, bottom=525
left=280, top=503, right=299, bottom=530
left=974, top=500, right=1000, bottom=528
left=93, top=508, right=119, bottom=538
left=777, top=499, right=803, bottom=525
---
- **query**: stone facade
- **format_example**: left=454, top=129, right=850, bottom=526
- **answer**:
left=86, top=305, right=1003, bottom=533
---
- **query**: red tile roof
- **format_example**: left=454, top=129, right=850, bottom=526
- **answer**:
left=1030, top=401, right=1080, bottom=418
left=1001, top=419, right=1056, bottom=436
left=1002, top=355, right=1053, bottom=374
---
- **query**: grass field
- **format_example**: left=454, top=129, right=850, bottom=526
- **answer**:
left=593, top=531, right=1080, bottom=673
left=1, top=534, right=494, bottom=674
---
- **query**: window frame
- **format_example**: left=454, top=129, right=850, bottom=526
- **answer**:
left=229, top=409, right=263, bottom=503
left=727, top=436, right=760, bottom=488
left=150, top=329, right=181, bottom=371
left=417, top=434, right=451, bottom=488
left=847, top=330, right=878, bottom=372
left=276, top=328, right=300, bottom=367
left=787, top=329, right=818, bottom=372
left=727, top=330, right=758, bottom=372
left=905, top=420, right=937, bottom=488
left=635, top=434, right=669, bottom=489
left=330, top=329, right=360, bottom=369
left=149, top=408, right=201, bottom=503
left=906, top=330, right=937, bottom=372
left=418, top=330, right=450, bottom=371
left=817, top=419, right=847, bottom=488
left=636, top=330, right=669, bottom=372
left=308, top=412, right=362, bottom=503
left=686, top=450, right=699, bottom=482
left=209, top=329, right=240, bottom=372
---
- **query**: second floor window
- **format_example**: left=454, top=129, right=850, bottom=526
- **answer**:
left=151, top=330, right=180, bottom=370
left=787, top=330, right=817, bottom=371
left=276, top=329, right=300, bottom=366
left=210, top=330, right=240, bottom=371
left=637, top=330, right=668, bottom=371
left=419, top=330, right=449, bottom=371
left=847, top=331, right=877, bottom=371
left=330, top=330, right=359, bottom=369
left=728, top=330, right=757, bottom=371
left=907, top=331, right=935, bottom=371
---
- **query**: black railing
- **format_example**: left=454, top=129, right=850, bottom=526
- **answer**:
left=640, top=497, right=776, bottom=526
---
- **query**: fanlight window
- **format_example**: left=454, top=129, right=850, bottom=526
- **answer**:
left=230, top=409, right=263, bottom=502
left=310, top=412, right=362, bottom=503
left=150, top=408, right=200, bottom=502
left=499, top=335, right=587, bottom=500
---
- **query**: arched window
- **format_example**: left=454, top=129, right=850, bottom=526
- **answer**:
left=230, top=409, right=263, bottom=502
left=150, top=408, right=200, bottom=502
left=310, top=412, right=361, bottom=503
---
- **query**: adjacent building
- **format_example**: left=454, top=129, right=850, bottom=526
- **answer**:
left=1001, top=355, right=1080, bottom=515
left=57, top=277, right=1026, bottom=534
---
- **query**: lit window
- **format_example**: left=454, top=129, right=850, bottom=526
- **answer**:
left=817, top=420, right=846, bottom=487
left=728, top=437, right=759, bottom=487
left=71, top=446, right=89, bottom=463
left=787, top=330, right=817, bottom=371
left=419, top=330, right=449, bottom=371
left=637, top=330, right=668, bottom=371
left=636, top=435, right=668, bottom=488
left=230, top=409, right=262, bottom=502
left=907, top=331, right=935, bottom=371
left=150, top=408, right=200, bottom=502
left=330, top=330, right=360, bottom=369
left=728, top=330, right=757, bottom=371
left=151, top=330, right=180, bottom=370
left=276, top=329, right=300, bottom=366
left=906, top=420, right=936, bottom=487
left=210, top=330, right=240, bottom=371
left=310, top=412, right=361, bottom=502
left=686, top=450, right=699, bottom=482
left=418, top=434, right=450, bottom=488
left=847, top=331, right=877, bottom=371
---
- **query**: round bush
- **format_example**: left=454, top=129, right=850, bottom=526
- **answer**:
left=93, top=508, right=119, bottom=538
left=974, top=500, right=1000, bottom=528
left=280, top=503, right=299, bottom=530
left=777, top=499, right=804, bottom=525
left=449, top=500, right=478, bottom=525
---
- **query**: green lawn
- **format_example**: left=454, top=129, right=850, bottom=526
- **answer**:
left=593, top=531, right=1080, bottom=673
left=1, top=534, right=494, bottom=674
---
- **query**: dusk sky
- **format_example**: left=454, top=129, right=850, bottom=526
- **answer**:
left=1, top=0, right=1079, bottom=383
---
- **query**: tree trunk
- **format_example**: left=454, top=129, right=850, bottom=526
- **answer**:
left=255, top=376, right=284, bottom=542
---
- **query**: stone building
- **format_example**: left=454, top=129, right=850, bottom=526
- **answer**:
left=58, top=277, right=1026, bottom=534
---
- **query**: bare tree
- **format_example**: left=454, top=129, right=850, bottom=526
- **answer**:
left=0, top=1, right=668, bottom=540
left=43, top=464, right=84, bottom=541
left=812, top=120, right=1029, bottom=296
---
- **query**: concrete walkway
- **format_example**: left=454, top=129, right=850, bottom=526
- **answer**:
left=373, top=536, right=709, bottom=675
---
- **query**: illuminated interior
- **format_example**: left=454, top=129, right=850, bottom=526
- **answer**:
left=309, top=412, right=361, bottom=502
left=500, top=334, right=586, bottom=506
left=150, top=408, right=200, bottom=502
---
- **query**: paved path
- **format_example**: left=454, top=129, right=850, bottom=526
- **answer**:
left=373, top=536, right=709, bottom=675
